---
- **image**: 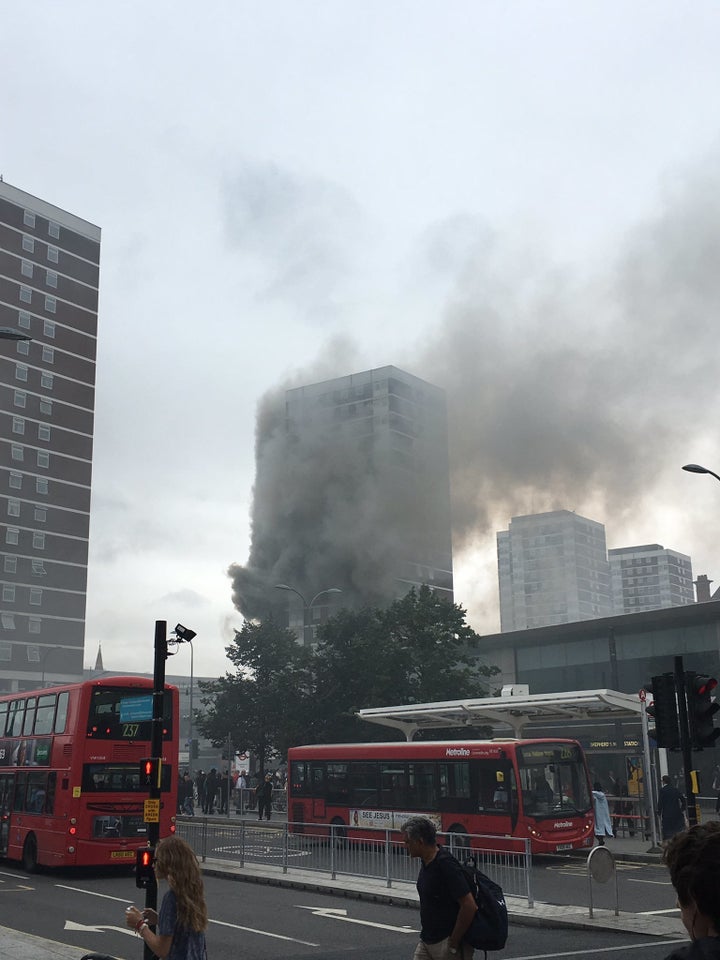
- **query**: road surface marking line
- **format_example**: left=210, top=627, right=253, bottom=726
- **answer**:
left=295, top=904, right=417, bottom=932
left=508, top=942, right=685, bottom=959
left=638, top=908, right=680, bottom=915
left=626, top=878, right=672, bottom=885
left=56, top=884, right=132, bottom=903
left=209, top=917, right=318, bottom=946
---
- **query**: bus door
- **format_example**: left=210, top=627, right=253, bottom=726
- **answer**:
left=0, top=773, right=13, bottom=856
left=310, top=763, right=326, bottom=817
left=472, top=759, right=519, bottom=833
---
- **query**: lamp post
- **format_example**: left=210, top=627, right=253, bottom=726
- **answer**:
left=40, top=645, right=62, bottom=686
left=683, top=463, right=720, bottom=483
left=187, top=638, right=194, bottom=777
left=274, top=584, right=343, bottom=646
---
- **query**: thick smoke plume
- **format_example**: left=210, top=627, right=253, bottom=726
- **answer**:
left=230, top=160, right=720, bottom=624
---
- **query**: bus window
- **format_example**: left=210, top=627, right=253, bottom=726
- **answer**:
left=34, top=695, right=56, bottom=735
left=290, top=761, right=308, bottom=795
left=475, top=761, right=516, bottom=813
left=380, top=762, right=408, bottom=808
left=82, top=764, right=147, bottom=793
left=349, top=761, right=378, bottom=807
left=27, top=772, right=48, bottom=813
left=407, top=763, right=437, bottom=808
left=326, top=763, right=349, bottom=804
left=0, top=702, right=7, bottom=736
left=6, top=700, right=25, bottom=737
left=13, top=773, right=27, bottom=811
left=22, top=698, right=37, bottom=736
left=55, top=692, right=69, bottom=733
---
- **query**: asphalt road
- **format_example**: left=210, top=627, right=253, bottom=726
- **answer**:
left=0, top=862, right=685, bottom=960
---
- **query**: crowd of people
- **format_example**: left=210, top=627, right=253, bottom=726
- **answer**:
left=176, top=767, right=287, bottom=818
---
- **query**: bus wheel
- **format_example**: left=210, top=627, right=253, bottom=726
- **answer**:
left=22, top=833, right=38, bottom=873
left=447, top=825, right=470, bottom=860
left=330, top=818, right=347, bottom=848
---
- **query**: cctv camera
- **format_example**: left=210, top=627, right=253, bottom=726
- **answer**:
left=174, top=623, right=197, bottom=643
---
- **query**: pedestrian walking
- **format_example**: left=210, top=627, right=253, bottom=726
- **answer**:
left=608, top=770, right=635, bottom=837
left=658, top=775, right=687, bottom=844
left=256, top=772, right=273, bottom=821
left=592, top=781, right=613, bottom=845
left=662, top=822, right=720, bottom=959
left=124, top=835, right=208, bottom=959
left=401, top=816, right=477, bottom=959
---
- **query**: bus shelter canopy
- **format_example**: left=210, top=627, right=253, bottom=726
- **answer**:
left=357, top=689, right=642, bottom=740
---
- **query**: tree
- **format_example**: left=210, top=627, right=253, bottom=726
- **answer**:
left=196, top=618, right=311, bottom=773
left=309, top=586, right=499, bottom=743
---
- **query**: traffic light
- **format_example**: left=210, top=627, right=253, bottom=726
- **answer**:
left=139, top=757, right=162, bottom=789
left=685, top=672, right=720, bottom=750
left=135, top=846, right=155, bottom=889
left=646, top=674, right=680, bottom=749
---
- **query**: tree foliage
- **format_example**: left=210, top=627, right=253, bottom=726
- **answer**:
left=198, top=587, right=500, bottom=762
left=195, top=618, right=310, bottom=772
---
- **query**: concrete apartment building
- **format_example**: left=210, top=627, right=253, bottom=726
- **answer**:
left=609, top=544, right=694, bottom=615
left=497, top=510, right=613, bottom=631
left=281, top=366, right=454, bottom=639
left=0, top=182, right=100, bottom=691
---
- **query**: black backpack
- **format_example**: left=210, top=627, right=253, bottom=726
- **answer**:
left=461, top=857, right=508, bottom=954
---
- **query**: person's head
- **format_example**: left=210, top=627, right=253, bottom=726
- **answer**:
left=662, top=775, right=670, bottom=785
left=665, top=823, right=720, bottom=939
left=153, top=836, right=208, bottom=931
left=593, top=781, right=603, bottom=792
left=265, top=773, right=272, bottom=781
left=400, top=816, right=437, bottom=859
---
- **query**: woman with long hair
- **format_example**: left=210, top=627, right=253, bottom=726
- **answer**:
left=125, top=836, right=208, bottom=959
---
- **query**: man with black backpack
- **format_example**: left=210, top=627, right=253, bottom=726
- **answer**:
left=401, top=816, right=478, bottom=959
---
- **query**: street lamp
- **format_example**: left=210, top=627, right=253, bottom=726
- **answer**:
left=274, top=584, right=343, bottom=646
left=683, top=463, right=720, bottom=483
left=171, top=624, right=197, bottom=775
left=0, top=327, right=32, bottom=342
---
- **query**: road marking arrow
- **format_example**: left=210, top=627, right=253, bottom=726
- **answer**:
left=295, top=905, right=417, bottom=933
left=64, top=920, right=136, bottom=937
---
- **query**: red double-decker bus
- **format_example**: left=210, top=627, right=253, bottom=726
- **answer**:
left=0, top=676, right=178, bottom=871
left=288, top=739, right=594, bottom=854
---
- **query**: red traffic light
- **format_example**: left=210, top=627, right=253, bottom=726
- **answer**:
left=135, top=845, right=156, bottom=889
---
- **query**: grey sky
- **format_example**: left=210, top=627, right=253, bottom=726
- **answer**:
left=4, top=1, right=720, bottom=676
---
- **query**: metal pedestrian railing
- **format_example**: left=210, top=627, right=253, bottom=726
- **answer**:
left=177, top=819, right=533, bottom=906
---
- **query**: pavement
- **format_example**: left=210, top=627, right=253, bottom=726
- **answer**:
left=3, top=829, right=687, bottom=960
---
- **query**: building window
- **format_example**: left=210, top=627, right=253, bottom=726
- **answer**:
left=36, top=478, right=48, bottom=495
left=32, top=532, right=45, bottom=550
left=42, top=346, right=54, bottom=364
left=48, top=221, right=60, bottom=239
left=47, top=246, right=59, bottom=263
left=28, top=617, right=41, bottom=634
left=27, top=645, right=40, bottom=662
left=20, top=285, right=32, bottom=303
left=9, top=472, right=22, bottom=490
left=23, top=210, right=36, bottom=228
left=11, top=445, right=23, bottom=462
left=4, top=557, right=17, bottom=574
left=37, top=451, right=49, bottom=468
left=7, top=500, right=20, bottom=518
left=44, top=296, right=56, bottom=313
left=16, top=339, right=29, bottom=356
left=43, top=320, right=55, bottom=338
left=2, top=585, right=16, bottom=602
left=32, top=560, right=46, bottom=576
left=30, top=588, right=42, bottom=606
left=12, top=417, right=25, bottom=435
left=22, top=235, right=34, bottom=253
left=41, top=372, right=53, bottom=389
left=21, top=260, right=33, bottom=278
left=46, top=270, right=58, bottom=288
left=0, top=619, right=14, bottom=636
left=38, top=424, right=51, bottom=442
left=16, top=364, right=28, bottom=382
left=14, top=390, right=26, bottom=408
left=5, top=527, right=19, bottom=545
left=18, top=310, right=31, bottom=329
left=40, top=398, right=52, bottom=415
left=34, top=507, right=47, bottom=523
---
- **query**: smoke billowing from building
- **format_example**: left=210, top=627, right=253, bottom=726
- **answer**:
left=230, top=160, right=720, bottom=623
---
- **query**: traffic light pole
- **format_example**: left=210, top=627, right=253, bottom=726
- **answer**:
left=143, top=620, right=168, bottom=960
left=674, top=656, right=697, bottom=828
